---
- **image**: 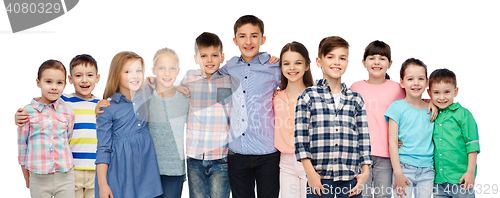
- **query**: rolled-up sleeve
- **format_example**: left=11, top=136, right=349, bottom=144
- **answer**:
left=294, top=91, right=312, bottom=161
left=461, top=109, right=480, bottom=154
left=356, top=98, right=372, bottom=166
left=17, top=107, right=29, bottom=166
left=95, top=107, right=113, bottom=165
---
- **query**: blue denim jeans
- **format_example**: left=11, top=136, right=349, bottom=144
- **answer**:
left=306, top=178, right=362, bottom=198
left=227, top=150, right=280, bottom=198
left=434, top=183, right=475, bottom=198
left=155, top=175, right=185, bottom=198
left=392, top=162, right=435, bottom=198
left=187, top=157, right=230, bottom=198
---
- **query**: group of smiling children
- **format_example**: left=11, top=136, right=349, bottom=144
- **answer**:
left=16, top=15, right=479, bottom=198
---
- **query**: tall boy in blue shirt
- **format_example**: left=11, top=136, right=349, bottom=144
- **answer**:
left=219, top=15, right=281, bottom=198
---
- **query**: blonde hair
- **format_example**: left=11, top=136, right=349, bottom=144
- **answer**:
left=153, top=47, right=179, bottom=68
left=103, top=51, right=145, bottom=99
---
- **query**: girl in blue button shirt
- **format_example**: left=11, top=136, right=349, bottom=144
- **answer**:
left=95, top=51, right=162, bottom=198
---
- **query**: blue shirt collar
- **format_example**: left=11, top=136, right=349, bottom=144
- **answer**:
left=316, top=79, right=348, bottom=93
left=237, top=52, right=270, bottom=65
left=195, top=69, right=224, bottom=79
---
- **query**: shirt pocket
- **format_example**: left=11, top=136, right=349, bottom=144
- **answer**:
left=56, top=116, right=69, bottom=133
left=216, top=87, right=232, bottom=105
left=29, top=117, right=44, bottom=136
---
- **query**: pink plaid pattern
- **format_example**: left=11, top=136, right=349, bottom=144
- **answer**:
left=181, top=69, right=232, bottom=160
left=18, top=98, right=75, bottom=174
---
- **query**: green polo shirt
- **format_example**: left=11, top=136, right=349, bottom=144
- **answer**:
left=433, top=102, right=480, bottom=184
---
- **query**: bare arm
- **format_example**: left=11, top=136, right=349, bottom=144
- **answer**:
left=20, top=165, right=29, bottom=188
left=97, top=164, right=113, bottom=198
left=301, top=159, right=324, bottom=196
left=389, top=118, right=410, bottom=198
left=460, top=152, right=478, bottom=190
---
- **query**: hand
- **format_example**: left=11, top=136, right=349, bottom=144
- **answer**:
left=146, top=76, right=156, bottom=89
left=398, top=141, right=403, bottom=149
left=95, top=99, right=111, bottom=115
left=459, top=171, right=475, bottom=190
left=393, top=173, right=410, bottom=198
left=99, top=184, right=114, bottom=198
left=426, top=101, right=438, bottom=122
left=349, top=172, right=368, bottom=196
left=15, top=108, right=29, bottom=127
left=174, top=86, right=190, bottom=98
left=307, top=171, right=325, bottom=196
left=268, top=54, right=280, bottom=64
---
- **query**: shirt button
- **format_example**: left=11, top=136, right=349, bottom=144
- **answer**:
left=440, top=169, right=443, bottom=171
left=242, top=105, right=245, bottom=108
left=136, top=113, right=139, bottom=115
left=242, top=119, right=245, bottom=122
left=331, top=100, right=334, bottom=103
left=334, top=158, right=337, bottom=162
left=242, top=133, right=245, bottom=136
left=439, top=124, right=442, bottom=126
left=138, top=124, right=141, bottom=126
left=133, top=103, right=136, bottom=105
left=243, top=91, right=246, bottom=93
left=245, top=76, right=248, bottom=79
left=439, top=154, right=442, bottom=156
left=439, top=139, right=442, bottom=141
left=247, top=64, right=250, bottom=66
left=335, top=144, right=338, bottom=146
left=336, top=129, right=339, bottom=132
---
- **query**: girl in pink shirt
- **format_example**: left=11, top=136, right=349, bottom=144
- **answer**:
left=350, top=40, right=405, bottom=198
left=273, top=41, right=314, bottom=198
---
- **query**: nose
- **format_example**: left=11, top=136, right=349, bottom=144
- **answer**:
left=208, top=55, right=213, bottom=63
left=374, top=58, right=380, bottom=65
left=245, top=36, right=251, bottom=44
left=333, top=57, right=340, bottom=65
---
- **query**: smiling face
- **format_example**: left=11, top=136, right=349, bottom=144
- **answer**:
left=37, top=68, right=66, bottom=104
left=428, top=82, right=458, bottom=109
left=194, top=45, right=224, bottom=78
left=281, top=51, right=308, bottom=84
left=316, top=47, right=349, bottom=80
left=233, top=23, right=266, bottom=63
left=119, top=58, right=143, bottom=95
left=363, top=54, right=392, bottom=79
left=68, top=64, right=99, bottom=98
left=400, top=64, right=428, bottom=98
left=153, top=54, right=179, bottom=90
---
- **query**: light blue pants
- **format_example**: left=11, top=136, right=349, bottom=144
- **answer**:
left=361, top=156, right=393, bottom=198
left=392, top=162, right=434, bottom=198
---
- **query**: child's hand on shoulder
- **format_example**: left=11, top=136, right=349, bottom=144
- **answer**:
left=393, top=173, right=410, bottom=198
left=174, top=86, right=190, bottom=98
left=460, top=171, right=475, bottom=190
left=15, top=108, right=29, bottom=127
left=268, top=54, right=279, bottom=64
left=95, top=99, right=111, bottom=116
left=426, top=100, right=438, bottom=122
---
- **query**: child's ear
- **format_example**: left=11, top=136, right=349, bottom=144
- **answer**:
left=427, top=89, right=432, bottom=97
left=96, top=74, right=100, bottom=84
left=220, top=53, right=225, bottom=63
left=388, top=60, right=393, bottom=69
left=151, top=66, right=156, bottom=75
left=362, top=60, right=366, bottom=68
left=454, top=87, right=459, bottom=97
left=400, top=78, right=404, bottom=88
left=68, top=75, right=73, bottom=85
left=316, top=57, right=322, bottom=68
left=193, top=55, right=199, bottom=64
left=260, top=36, right=266, bottom=45
left=36, top=79, right=41, bottom=88
left=233, top=37, right=238, bottom=46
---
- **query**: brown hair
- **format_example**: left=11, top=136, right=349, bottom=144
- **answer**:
left=363, top=40, right=391, bottom=79
left=233, top=15, right=264, bottom=36
left=38, top=59, right=67, bottom=81
left=195, top=32, right=223, bottom=55
left=318, top=36, right=349, bottom=58
left=102, top=51, right=145, bottom=99
left=400, top=58, right=427, bottom=79
left=429, top=68, right=456, bottom=89
left=279, top=41, right=314, bottom=90
left=69, top=54, right=98, bottom=75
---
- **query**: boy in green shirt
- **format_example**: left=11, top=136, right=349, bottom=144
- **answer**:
left=427, top=68, right=479, bottom=198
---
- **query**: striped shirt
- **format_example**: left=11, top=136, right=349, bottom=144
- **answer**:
left=220, top=52, right=281, bottom=155
left=61, top=93, right=99, bottom=170
left=295, top=79, right=372, bottom=181
left=181, top=69, right=232, bottom=160
left=18, top=98, right=75, bottom=174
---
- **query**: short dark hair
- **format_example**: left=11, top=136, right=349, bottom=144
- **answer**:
left=279, top=41, right=314, bottom=90
left=318, top=36, right=349, bottom=58
left=233, top=15, right=264, bottom=35
left=364, top=40, right=392, bottom=79
left=195, top=32, right=223, bottom=54
left=69, top=54, right=98, bottom=75
left=38, top=59, right=67, bottom=80
left=400, top=58, right=427, bottom=79
left=429, top=68, right=457, bottom=89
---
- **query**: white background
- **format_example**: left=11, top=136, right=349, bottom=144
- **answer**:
left=1, top=0, right=499, bottom=197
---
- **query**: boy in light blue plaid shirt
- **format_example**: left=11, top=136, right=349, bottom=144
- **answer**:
left=295, top=36, right=372, bottom=198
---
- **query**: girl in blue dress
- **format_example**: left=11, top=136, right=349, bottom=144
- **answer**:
left=95, top=51, right=162, bottom=198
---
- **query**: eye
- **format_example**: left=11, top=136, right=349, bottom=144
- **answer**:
left=46, top=80, right=52, bottom=83
left=407, top=78, right=413, bottom=81
left=434, top=91, right=439, bottom=94
left=283, top=62, right=289, bottom=66
left=58, top=81, right=64, bottom=85
left=75, top=74, right=81, bottom=78
left=201, top=55, right=206, bottom=58
left=88, top=74, right=93, bottom=77
left=137, top=69, right=142, bottom=73
left=419, top=77, right=425, bottom=80
left=170, top=67, right=177, bottom=71
left=159, top=67, right=164, bottom=70
left=368, top=57, right=374, bottom=60
left=213, top=54, right=219, bottom=57
left=327, top=56, right=333, bottom=59
left=445, top=91, right=450, bottom=94
left=341, top=57, right=346, bottom=60
left=239, top=35, right=245, bottom=38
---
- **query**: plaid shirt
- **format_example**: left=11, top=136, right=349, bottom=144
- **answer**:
left=295, top=79, right=371, bottom=181
left=18, top=98, right=75, bottom=174
left=181, top=69, right=232, bottom=160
